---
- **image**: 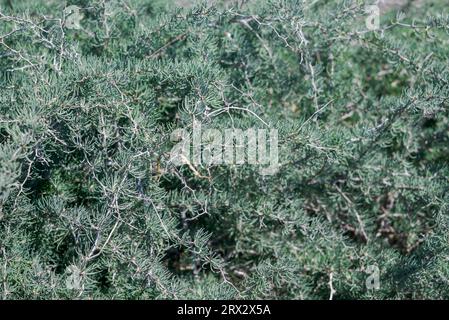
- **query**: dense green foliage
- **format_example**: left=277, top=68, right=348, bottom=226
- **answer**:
left=0, top=0, right=448, bottom=299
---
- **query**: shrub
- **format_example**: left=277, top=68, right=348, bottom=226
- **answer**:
left=0, top=0, right=448, bottom=299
